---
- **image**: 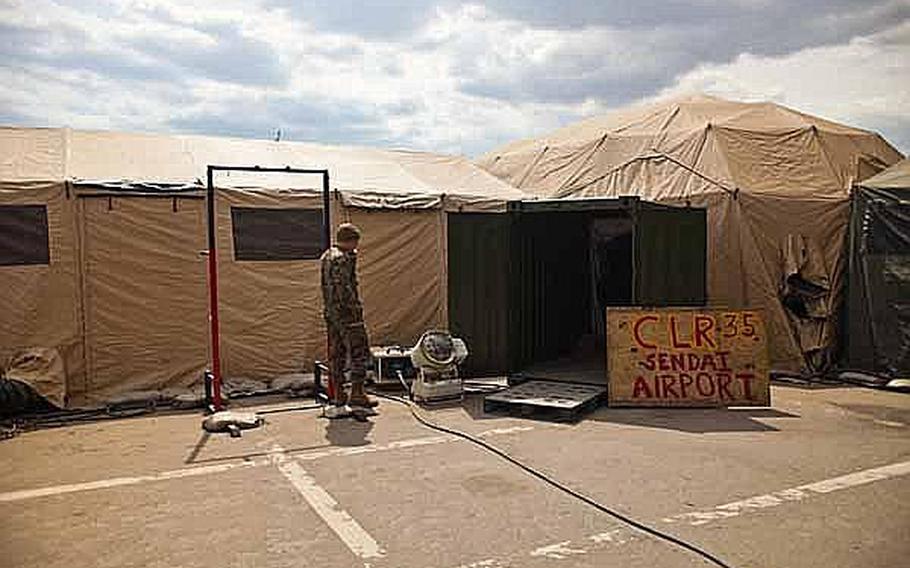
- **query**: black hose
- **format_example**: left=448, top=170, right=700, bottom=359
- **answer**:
left=395, top=370, right=412, bottom=399
left=0, top=406, right=156, bottom=441
left=371, top=390, right=735, bottom=568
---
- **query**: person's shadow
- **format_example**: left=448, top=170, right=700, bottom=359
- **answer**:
left=325, top=415, right=374, bottom=447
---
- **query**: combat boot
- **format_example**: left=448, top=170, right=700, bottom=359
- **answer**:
left=348, top=383, right=379, bottom=408
left=324, top=389, right=352, bottom=419
left=324, top=404, right=353, bottom=419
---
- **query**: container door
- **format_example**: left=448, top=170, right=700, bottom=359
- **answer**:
left=635, top=205, right=706, bottom=306
left=447, top=213, right=511, bottom=376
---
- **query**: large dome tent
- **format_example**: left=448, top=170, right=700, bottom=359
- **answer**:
left=478, top=94, right=903, bottom=373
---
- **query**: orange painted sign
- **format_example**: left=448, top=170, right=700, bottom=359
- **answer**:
left=607, top=308, right=770, bottom=407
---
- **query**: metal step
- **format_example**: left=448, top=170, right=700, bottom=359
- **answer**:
left=483, top=380, right=605, bottom=422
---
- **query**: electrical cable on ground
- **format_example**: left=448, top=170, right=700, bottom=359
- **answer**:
left=1, top=406, right=155, bottom=437
left=371, top=389, right=735, bottom=568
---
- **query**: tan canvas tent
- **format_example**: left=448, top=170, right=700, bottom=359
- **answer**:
left=0, top=126, right=526, bottom=407
left=478, top=95, right=903, bottom=372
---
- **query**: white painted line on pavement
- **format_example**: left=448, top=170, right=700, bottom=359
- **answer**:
left=663, top=459, right=910, bottom=526
left=449, top=460, right=910, bottom=567
left=452, top=528, right=635, bottom=568
left=873, top=419, right=905, bottom=428
left=799, top=460, right=910, bottom=493
left=271, top=445, right=385, bottom=561
left=295, top=425, right=536, bottom=463
left=454, top=560, right=508, bottom=568
left=529, top=540, right=588, bottom=560
left=479, top=426, right=538, bottom=436
left=0, top=461, right=259, bottom=503
left=0, top=425, right=536, bottom=504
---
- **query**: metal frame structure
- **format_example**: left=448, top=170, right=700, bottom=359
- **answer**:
left=206, top=165, right=331, bottom=411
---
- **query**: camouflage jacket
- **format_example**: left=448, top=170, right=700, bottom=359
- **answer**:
left=320, top=246, right=364, bottom=327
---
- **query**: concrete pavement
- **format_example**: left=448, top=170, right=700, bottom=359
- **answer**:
left=1, top=384, right=908, bottom=568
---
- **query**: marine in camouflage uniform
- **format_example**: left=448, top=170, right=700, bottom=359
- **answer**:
left=321, top=223, right=376, bottom=409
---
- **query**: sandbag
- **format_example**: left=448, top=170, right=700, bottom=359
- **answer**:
left=4, top=348, right=66, bottom=408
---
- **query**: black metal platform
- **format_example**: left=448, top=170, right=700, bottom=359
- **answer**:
left=483, top=380, right=606, bottom=421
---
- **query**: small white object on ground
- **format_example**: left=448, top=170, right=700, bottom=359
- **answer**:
left=201, top=411, right=263, bottom=436
left=324, top=404, right=353, bottom=419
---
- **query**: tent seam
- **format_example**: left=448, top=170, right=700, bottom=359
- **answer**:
left=651, top=104, right=682, bottom=150
left=811, top=126, right=849, bottom=192
left=517, top=145, right=549, bottom=189
left=557, top=134, right=609, bottom=195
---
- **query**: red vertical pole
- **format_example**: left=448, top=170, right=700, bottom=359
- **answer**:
left=206, top=167, right=223, bottom=411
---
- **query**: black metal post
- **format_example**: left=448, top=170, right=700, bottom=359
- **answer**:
left=322, top=171, right=331, bottom=250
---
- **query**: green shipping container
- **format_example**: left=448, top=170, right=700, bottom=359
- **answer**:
left=448, top=197, right=706, bottom=380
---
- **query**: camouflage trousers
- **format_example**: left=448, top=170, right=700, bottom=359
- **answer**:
left=327, top=321, right=370, bottom=396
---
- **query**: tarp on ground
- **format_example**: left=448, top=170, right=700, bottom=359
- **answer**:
left=847, top=159, right=910, bottom=377
left=0, top=127, right=526, bottom=407
left=477, top=94, right=903, bottom=372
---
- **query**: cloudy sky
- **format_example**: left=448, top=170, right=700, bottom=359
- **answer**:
left=1, top=0, right=908, bottom=156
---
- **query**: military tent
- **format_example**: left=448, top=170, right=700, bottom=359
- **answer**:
left=0, top=126, right=526, bottom=407
left=847, top=158, right=910, bottom=377
left=477, top=95, right=903, bottom=373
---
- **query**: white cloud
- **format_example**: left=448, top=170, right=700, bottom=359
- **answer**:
left=0, top=1, right=615, bottom=154
left=0, top=0, right=907, bottom=155
left=656, top=21, right=910, bottom=152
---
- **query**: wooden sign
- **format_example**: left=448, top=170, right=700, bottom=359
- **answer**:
left=606, top=308, right=770, bottom=407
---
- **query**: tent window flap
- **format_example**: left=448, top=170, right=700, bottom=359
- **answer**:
left=231, top=207, right=324, bottom=261
left=0, top=205, right=50, bottom=266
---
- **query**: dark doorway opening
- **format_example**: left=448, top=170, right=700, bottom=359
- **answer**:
left=447, top=198, right=707, bottom=382
left=513, top=210, right=634, bottom=385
